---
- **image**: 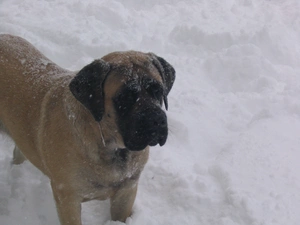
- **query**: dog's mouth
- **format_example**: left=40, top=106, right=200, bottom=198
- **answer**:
left=125, top=133, right=168, bottom=151
left=149, top=133, right=167, bottom=147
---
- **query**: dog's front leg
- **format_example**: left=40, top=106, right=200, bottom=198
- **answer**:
left=51, top=181, right=82, bottom=225
left=110, top=184, right=138, bottom=222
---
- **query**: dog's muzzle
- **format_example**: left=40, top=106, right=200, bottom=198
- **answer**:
left=120, top=106, right=168, bottom=151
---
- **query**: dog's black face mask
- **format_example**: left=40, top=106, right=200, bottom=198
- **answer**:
left=113, top=53, right=175, bottom=151
left=113, top=77, right=169, bottom=151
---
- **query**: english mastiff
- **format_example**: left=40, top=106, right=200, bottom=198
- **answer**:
left=0, top=34, right=175, bottom=224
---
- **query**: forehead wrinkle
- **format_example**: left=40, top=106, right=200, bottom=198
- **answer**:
left=110, top=63, right=152, bottom=80
left=104, top=56, right=163, bottom=97
left=102, top=51, right=162, bottom=82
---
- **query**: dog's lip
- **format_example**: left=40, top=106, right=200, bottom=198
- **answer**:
left=149, top=135, right=167, bottom=147
left=125, top=141, right=148, bottom=151
left=158, top=135, right=167, bottom=146
left=125, top=136, right=167, bottom=150
left=149, top=142, right=157, bottom=147
left=124, top=129, right=168, bottom=150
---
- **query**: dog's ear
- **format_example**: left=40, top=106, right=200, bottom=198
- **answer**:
left=149, top=53, right=176, bottom=110
left=69, top=59, right=110, bottom=122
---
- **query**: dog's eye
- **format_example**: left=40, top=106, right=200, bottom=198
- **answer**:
left=117, top=85, right=140, bottom=106
left=146, top=83, right=163, bottom=102
left=127, top=86, right=140, bottom=103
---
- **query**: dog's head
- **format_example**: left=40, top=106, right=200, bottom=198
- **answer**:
left=69, top=51, right=175, bottom=151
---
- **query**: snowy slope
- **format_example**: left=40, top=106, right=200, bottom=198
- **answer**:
left=1, top=0, right=300, bottom=224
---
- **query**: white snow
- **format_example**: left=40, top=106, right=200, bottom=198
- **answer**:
left=1, top=0, right=300, bottom=224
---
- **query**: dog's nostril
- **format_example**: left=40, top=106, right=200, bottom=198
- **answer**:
left=159, top=119, right=167, bottom=128
left=152, top=119, right=166, bottom=128
left=153, top=120, right=161, bottom=126
left=151, top=132, right=157, bottom=136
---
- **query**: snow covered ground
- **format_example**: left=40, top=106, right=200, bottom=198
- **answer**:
left=1, top=0, right=300, bottom=224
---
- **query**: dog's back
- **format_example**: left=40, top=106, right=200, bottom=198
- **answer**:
left=0, top=34, right=62, bottom=129
left=0, top=34, right=69, bottom=169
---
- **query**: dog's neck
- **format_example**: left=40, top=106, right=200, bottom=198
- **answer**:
left=114, top=148, right=129, bottom=162
left=65, top=90, right=125, bottom=157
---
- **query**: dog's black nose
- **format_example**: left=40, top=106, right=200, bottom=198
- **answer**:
left=151, top=111, right=167, bottom=128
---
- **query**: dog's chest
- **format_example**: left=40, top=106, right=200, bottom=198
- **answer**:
left=77, top=149, right=145, bottom=201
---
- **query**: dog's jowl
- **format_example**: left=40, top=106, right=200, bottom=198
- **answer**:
left=0, top=34, right=175, bottom=224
